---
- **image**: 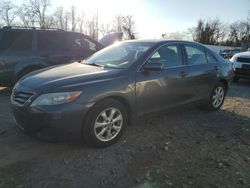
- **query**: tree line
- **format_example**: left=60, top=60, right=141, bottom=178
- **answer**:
left=0, top=0, right=136, bottom=40
left=0, top=0, right=249, bottom=47
left=188, top=16, right=250, bottom=47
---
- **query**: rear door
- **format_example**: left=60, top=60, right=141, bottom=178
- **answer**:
left=183, top=43, right=218, bottom=99
left=136, top=43, right=192, bottom=116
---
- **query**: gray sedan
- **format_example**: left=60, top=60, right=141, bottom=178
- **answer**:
left=11, top=40, right=234, bottom=147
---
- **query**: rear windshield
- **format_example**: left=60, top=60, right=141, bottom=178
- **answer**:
left=0, top=31, right=33, bottom=52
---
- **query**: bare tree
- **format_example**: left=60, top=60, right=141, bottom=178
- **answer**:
left=99, top=23, right=112, bottom=37
left=112, top=14, right=136, bottom=39
left=53, top=5, right=77, bottom=31
left=112, top=15, right=124, bottom=33
left=84, top=12, right=98, bottom=39
left=228, top=21, right=250, bottom=46
left=122, top=15, right=136, bottom=39
left=0, top=0, right=18, bottom=26
left=63, top=11, right=70, bottom=31
left=18, top=6, right=34, bottom=27
left=189, top=18, right=226, bottom=45
left=24, top=0, right=51, bottom=27
left=53, top=6, right=64, bottom=29
left=70, top=5, right=77, bottom=31
left=77, top=11, right=85, bottom=33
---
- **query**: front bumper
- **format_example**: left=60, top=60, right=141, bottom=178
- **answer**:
left=234, top=65, right=250, bottom=79
left=12, top=101, right=91, bottom=139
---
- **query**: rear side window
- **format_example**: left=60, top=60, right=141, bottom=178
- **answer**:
left=0, top=31, right=33, bottom=52
left=37, top=32, right=68, bottom=52
left=149, top=44, right=183, bottom=68
left=184, top=44, right=207, bottom=65
left=206, top=50, right=218, bottom=64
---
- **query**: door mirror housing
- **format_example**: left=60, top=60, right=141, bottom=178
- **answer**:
left=143, top=61, right=164, bottom=71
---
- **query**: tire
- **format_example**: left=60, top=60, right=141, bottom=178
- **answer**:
left=82, top=98, right=128, bottom=147
left=205, top=83, right=226, bottom=111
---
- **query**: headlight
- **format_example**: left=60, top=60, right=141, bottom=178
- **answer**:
left=31, top=91, right=82, bottom=107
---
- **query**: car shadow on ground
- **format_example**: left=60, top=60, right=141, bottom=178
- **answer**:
left=1, top=80, right=250, bottom=188
left=1, top=103, right=250, bottom=188
left=31, top=102, right=250, bottom=149
left=229, top=79, right=250, bottom=100
left=235, top=79, right=250, bottom=86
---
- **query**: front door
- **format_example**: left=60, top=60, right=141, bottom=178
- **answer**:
left=136, top=43, right=191, bottom=116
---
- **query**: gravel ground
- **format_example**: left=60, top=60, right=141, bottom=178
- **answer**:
left=0, top=81, right=250, bottom=188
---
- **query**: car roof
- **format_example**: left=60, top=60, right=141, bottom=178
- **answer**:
left=232, top=51, right=250, bottom=58
left=123, top=39, right=203, bottom=46
left=0, top=27, right=88, bottom=36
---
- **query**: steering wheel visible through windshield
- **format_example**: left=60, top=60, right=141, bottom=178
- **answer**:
left=84, top=42, right=153, bottom=69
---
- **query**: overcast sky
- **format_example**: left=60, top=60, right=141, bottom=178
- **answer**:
left=17, top=0, right=250, bottom=38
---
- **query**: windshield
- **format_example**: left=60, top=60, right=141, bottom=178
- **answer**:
left=84, top=42, right=153, bottom=69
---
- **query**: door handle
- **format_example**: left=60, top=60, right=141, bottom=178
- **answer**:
left=179, top=71, right=188, bottom=77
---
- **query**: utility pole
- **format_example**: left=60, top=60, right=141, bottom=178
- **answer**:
left=96, top=9, right=99, bottom=40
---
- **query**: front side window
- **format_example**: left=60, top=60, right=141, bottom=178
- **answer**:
left=185, top=45, right=207, bottom=65
left=69, top=34, right=101, bottom=52
left=83, top=38, right=98, bottom=51
left=84, top=42, right=153, bottom=69
left=149, top=44, right=183, bottom=68
left=0, top=31, right=32, bottom=52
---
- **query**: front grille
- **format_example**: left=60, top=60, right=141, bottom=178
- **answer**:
left=237, top=57, right=250, bottom=63
left=235, top=67, right=250, bottom=75
left=11, top=91, right=34, bottom=106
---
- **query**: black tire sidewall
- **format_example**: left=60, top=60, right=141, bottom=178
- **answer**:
left=82, top=98, right=127, bottom=147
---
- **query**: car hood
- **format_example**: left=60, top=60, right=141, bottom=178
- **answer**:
left=19, top=62, right=121, bottom=92
left=233, top=51, right=250, bottom=58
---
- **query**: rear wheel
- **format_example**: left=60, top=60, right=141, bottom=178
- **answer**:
left=206, top=83, right=226, bottom=111
left=82, top=98, right=127, bottom=147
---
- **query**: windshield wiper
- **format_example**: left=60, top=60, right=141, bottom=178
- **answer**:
left=85, top=62, right=103, bottom=67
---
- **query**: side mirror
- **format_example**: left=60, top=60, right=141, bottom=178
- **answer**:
left=143, top=61, right=164, bottom=71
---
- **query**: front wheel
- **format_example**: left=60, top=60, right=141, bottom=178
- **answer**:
left=206, top=83, right=226, bottom=111
left=82, top=98, right=127, bottom=147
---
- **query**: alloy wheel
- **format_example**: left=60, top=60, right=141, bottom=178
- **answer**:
left=212, top=86, right=224, bottom=108
left=94, top=107, right=123, bottom=142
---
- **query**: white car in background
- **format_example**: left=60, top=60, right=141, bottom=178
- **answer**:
left=230, top=51, right=250, bottom=82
